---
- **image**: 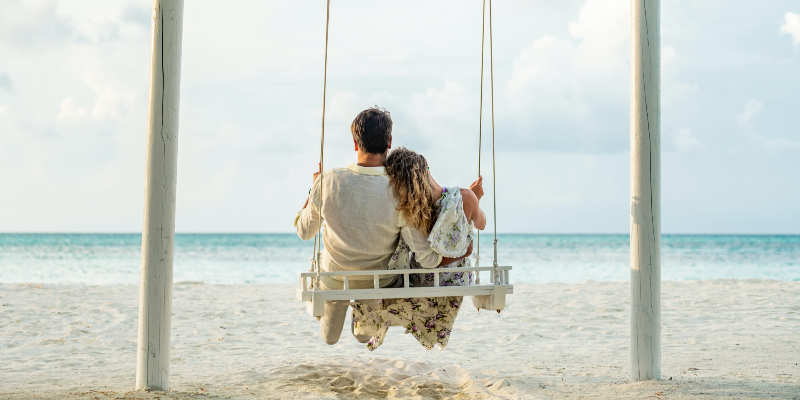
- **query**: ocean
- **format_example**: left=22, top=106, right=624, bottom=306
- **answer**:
left=0, top=234, right=797, bottom=285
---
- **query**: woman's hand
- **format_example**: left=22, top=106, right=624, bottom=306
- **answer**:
left=469, top=176, right=484, bottom=201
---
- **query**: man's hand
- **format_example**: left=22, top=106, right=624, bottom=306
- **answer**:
left=438, top=240, right=474, bottom=266
left=302, top=163, right=322, bottom=210
left=469, top=176, right=484, bottom=201
left=312, top=163, right=321, bottom=184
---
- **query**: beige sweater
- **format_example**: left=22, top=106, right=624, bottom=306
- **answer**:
left=295, top=163, right=442, bottom=289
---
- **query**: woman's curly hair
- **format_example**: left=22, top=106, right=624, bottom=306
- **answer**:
left=384, top=147, right=436, bottom=234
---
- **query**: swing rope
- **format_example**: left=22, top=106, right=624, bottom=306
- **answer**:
left=488, top=0, right=500, bottom=284
left=476, top=0, right=486, bottom=269
left=312, top=0, right=332, bottom=291
left=477, top=0, right=500, bottom=283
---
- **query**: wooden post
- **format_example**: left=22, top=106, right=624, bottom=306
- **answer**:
left=630, top=0, right=661, bottom=382
left=135, top=0, right=184, bottom=391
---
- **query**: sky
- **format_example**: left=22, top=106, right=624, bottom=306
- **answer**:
left=0, top=0, right=798, bottom=234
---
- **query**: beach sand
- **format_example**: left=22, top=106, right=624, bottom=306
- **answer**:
left=1, top=280, right=798, bottom=399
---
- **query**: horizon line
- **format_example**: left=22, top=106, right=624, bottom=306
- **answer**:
left=1, top=232, right=799, bottom=236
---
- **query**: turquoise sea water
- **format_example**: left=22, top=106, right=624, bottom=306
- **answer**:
left=0, top=234, right=797, bottom=285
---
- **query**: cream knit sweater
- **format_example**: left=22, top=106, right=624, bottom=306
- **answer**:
left=295, top=163, right=442, bottom=289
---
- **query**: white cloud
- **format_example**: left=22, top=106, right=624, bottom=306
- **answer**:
left=662, top=46, right=677, bottom=67
left=736, top=99, right=800, bottom=152
left=0, top=0, right=72, bottom=50
left=57, top=97, right=88, bottom=120
left=407, top=82, right=477, bottom=151
left=121, top=2, right=151, bottom=28
left=506, top=0, right=630, bottom=152
left=0, top=72, right=11, bottom=91
left=674, top=129, right=706, bottom=151
left=737, top=99, right=763, bottom=129
left=763, top=137, right=800, bottom=152
left=0, top=105, right=9, bottom=115
left=88, top=82, right=131, bottom=121
left=780, top=12, right=800, bottom=46
left=76, top=54, right=142, bottom=121
left=508, top=36, right=588, bottom=118
left=181, top=159, right=241, bottom=209
left=567, top=0, right=630, bottom=54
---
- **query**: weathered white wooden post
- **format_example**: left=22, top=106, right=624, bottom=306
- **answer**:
left=135, top=0, right=184, bottom=391
left=630, top=0, right=661, bottom=382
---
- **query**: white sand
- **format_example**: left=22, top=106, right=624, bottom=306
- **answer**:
left=1, top=280, right=798, bottom=399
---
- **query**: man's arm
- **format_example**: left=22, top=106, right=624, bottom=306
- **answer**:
left=295, top=171, right=323, bottom=241
left=438, top=240, right=473, bottom=266
left=401, top=225, right=442, bottom=269
left=402, top=225, right=472, bottom=268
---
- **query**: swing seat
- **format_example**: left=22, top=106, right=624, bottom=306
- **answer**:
left=297, top=266, right=513, bottom=317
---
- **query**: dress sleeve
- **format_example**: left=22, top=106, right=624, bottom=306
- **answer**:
left=401, top=225, right=442, bottom=269
left=295, top=177, right=323, bottom=241
left=428, top=187, right=473, bottom=257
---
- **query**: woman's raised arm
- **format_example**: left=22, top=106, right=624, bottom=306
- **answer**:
left=461, top=188, right=487, bottom=230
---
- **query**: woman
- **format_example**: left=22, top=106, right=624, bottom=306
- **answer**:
left=352, top=147, right=487, bottom=351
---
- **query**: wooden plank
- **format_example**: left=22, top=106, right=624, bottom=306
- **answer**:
left=297, top=284, right=514, bottom=302
left=630, top=0, right=661, bottom=382
left=299, top=266, right=511, bottom=278
left=136, top=0, right=184, bottom=392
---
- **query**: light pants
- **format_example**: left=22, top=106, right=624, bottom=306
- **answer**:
left=319, top=275, right=402, bottom=345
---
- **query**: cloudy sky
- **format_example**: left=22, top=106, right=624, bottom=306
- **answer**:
left=0, top=0, right=798, bottom=234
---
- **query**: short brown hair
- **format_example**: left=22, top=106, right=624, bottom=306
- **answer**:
left=351, top=107, right=392, bottom=154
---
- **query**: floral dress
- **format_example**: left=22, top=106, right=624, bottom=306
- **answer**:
left=351, top=187, right=475, bottom=351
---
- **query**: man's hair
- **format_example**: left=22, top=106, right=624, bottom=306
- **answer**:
left=351, top=106, right=392, bottom=154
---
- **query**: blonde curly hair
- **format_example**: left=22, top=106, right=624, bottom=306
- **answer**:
left=384, top=147, right=436, bottom=235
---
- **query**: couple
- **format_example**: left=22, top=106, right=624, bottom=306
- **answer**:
left=294, top=106, right=487, bottom=350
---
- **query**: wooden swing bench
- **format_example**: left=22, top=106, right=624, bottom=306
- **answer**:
left=298, top=265, right=513, bottom=317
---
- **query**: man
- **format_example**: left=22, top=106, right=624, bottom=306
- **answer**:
left=295, top=107, right=472, bottom=345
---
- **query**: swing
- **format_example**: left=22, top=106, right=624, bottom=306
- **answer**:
left=297, top=0, right=512, bottom=317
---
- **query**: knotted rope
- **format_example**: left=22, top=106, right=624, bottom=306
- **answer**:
left=476, top=0, right=500, bottom=284
left=311, top=0, right=331, bottom=291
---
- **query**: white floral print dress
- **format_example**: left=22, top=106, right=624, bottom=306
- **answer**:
left=352, top=187, right=475, bottom=351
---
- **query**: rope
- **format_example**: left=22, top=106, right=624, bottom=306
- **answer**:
left=312, top=0, right=332, bottom=290
left=476, top=0, right=486, bottom=270
left=489, top=0, right=500, bottom=283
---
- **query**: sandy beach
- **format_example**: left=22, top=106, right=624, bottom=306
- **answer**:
left=1, top=280, right=798, bottom=399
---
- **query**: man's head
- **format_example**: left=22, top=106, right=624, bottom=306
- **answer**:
left=351, top=107, right=392, bottom=155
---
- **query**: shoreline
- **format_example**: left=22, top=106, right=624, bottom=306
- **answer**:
left=2, top=277, right=799, bottom=287
left=2, top=280, right=798, bottom=399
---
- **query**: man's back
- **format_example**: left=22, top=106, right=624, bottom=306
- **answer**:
left=295, top=163, right=440, bottom=289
